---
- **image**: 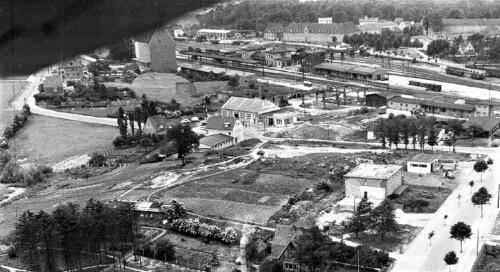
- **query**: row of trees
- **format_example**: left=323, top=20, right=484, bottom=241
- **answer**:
left=344, top=30, right=424, bottom=52
left=2, top=104, right=31, bottom=140
left=195, top=0, right=500, bottom=33
left=12, top=199, right=139, bottom=272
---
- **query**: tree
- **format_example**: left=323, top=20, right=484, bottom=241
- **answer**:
left=228, top=75, right=240, bottom=91
left=128, top=113, right=135, bottom=136
left=472, top=187, right=492, bottom=217
left=443, top=131, right=456, bottom=152
left=88, top=61, right=111, bottom=76
left=134, top=107, right=143, bottom=136
left=473, top=160, right=488, bottom=181
left=371, top=200, right=398, bottom=241
left=89, top=153, right=107, bottom=166
left=117, top=107, right=128, bottom=140
left=467, top=124, right=483, bottom=147
left=295, top=226, right=330, bottom=271
left=374, top=119, right=387, bottom=148
left=427, top=129, right=438, bottom=151
left=426, top=40, right=450, bottom=57
left=450, top=221, right=472, bottom=252
left=166, top=124, right=199, bottom=164
left=428, top=231, right=435, bottom=246
left=348, top=198, right=373, bottom=238
left=444, top=251, right=458, bottom=272
left=108, top=39, right=135, bottom=61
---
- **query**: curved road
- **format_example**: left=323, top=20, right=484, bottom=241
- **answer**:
left=11, top=70, right=117, bottom=127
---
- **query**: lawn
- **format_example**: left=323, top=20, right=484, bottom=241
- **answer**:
left=131, top=73, right=200, bottom=105
left=472, top=244, right=500, bottom=272
left=348, top=224, right=422, bottom=253
left=388, top=185, right=453, bottom=213
left=53, top=107, right=115, bottom=118
left=9, top=115, right=117, bottom=165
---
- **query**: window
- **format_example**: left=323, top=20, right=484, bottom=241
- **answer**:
left=228, top=132, right=231, bottom=136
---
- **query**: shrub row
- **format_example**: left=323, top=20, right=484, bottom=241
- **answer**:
left=2, top=105, right=31, bottom=140
left=170, top=218, right=237, bottom=244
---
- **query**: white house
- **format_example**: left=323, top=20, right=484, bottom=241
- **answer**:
left=199, top=134, right=234, bottom=150
left=344, top=164, right=403, bottom=200
left=206, top=116, right=244, bottom=144
left=406, top=153, right=441, bottom=174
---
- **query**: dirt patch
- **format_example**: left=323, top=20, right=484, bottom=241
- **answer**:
left=388, top=185, right=453, bottom=213
left=150, top=172, right=182, bottom=188
left=51, top=154, right=91, bottom=172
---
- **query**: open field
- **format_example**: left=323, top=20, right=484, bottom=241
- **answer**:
left=9, top=115, right=117, bottom=165
left=131, top=73, right=199, bottom=105
left=156, top=169, right=315, bottom=225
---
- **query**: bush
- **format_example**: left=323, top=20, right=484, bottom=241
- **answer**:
left=315, top=179, right=332, bottom=191
left=170, top=218, right=238, bottom=244
left=89, top=153, right=107, bottom=166
left=487, top=158, right=494, bottom=165
left=7, top=246, right=17, bottom=258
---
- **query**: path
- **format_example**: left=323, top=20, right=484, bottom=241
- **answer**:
left=11, top=70, right=117, bottom=127
left=186, top=211, right=275, bottom=232
left=391, top=151, right=500, bottom=272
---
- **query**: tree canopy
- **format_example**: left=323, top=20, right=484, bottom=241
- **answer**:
left=449, top=221, right=472, bottom=252
left=166, top=124, right=200, bottom=164
left=472, top=187, right=492, bottom=217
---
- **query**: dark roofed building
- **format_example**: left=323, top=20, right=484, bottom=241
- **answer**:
left=283, top=22, right=360, bottom=43
left=463, top=116, right=500, bottom=136
left=271, top=224, right=302, bottom=271
left=206, top=115, right=244, bottom=143
left=365, top=92, right=399, bottom=108
left=199, top=133, right=234, bottom=150
left=144, top=115, right=173, bottom=134
left=42, top=75, right=63, bottom=94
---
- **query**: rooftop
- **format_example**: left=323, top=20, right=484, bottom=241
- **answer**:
left=271, top=225, right=301, bottom=259
left=198, top=29, right=233, bottom=33
left=148, top=115, right=173, bottom=132
left=199, top=133, right=233, bottom=147
left=266, top=48, right=292, bottom=54
left=344, top=163, right=402, bottom=180
left=409, top=153, right=440, bottom=163
left=221, top=96, right=280, bottom=114
left=285, top=22, right=360, bottom=34
left=43, top=75, right=63, bottom=88
left=206, top=116, right=238, bottom=131
left=463, top=116, right=500, bottom=132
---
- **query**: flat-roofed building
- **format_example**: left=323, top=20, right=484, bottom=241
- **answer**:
left=344, top=163, right=403, bottom=200
left=197, top=29, right=234, bottom=39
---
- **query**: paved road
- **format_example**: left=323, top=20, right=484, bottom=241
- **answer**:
left=11, top=69, right=117, bottom=127
left=391, top=148, right=500, bottom=272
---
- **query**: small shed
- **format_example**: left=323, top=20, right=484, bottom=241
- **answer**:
left=407, top=153, right=441, bottom=174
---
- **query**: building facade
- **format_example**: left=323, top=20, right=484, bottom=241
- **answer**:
left=318, top=17, right=333, bottom=24
left=283, top=22, right=360, bottom=44
left=133, top=27, right=177, bottom=72
left=220, top=96, right=281, bottom=125
left=197, top=29, right=234, bottom=39
left=344, top=164, right=403, bottom=200
left=264, top=23, right=284, bottom=41
left=407, top=154, right=441, bottom=174
left=439, top=19, right=500, bottom=35
left=265, top=48, right=293, bottom=67
left=206, top=116, right=244, bottom=144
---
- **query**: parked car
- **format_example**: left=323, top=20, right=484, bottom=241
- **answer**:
left=377, top=106, right=387, bottom=114
left=181, top=119, right=191, bottom=124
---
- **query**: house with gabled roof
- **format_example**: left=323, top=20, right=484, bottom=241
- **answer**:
left=144, top=115, right=172, bottom=135
left=42, top=75, right=63, bottom=95
left=206, top=115, right=244, bottom=144
left=271, top=224, right=302, bottom=272
left=458, top=42, right=475, bottom=55
left=133, top=27, right=177, bottom=72
left=221, top=96, right=281, bottom=126
left=265, top=48, right=293, bottom=68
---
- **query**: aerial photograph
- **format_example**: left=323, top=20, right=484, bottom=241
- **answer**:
left=1, top=0, right=500, bottom=271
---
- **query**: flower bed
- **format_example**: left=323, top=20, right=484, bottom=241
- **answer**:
left=170, top=218, right=237, bottom=244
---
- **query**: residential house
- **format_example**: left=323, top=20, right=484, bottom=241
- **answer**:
left=197, top=29, right=234, bottom=39
left=144, top=115, right=171, bottom=134
left=474, top=100, right=500, bottom=117
left=199, top=134, right=234, bottom=150
left=42, top=75, right=63, bottom=95
left=264, top=23, right=284, bottom=41
left=220, top=96, right=281, bottom=126
left=458, top=42, right=475, bottom=55
left=387, top=96, right=423, bottom=112
left=271, top=225, right=302, bottom=272
left=133, top=27, right=177, bottom=72
left=265, top=48, right=293, bottom=68
left=206, top=116, right=244, bottom=144
left=283, top=22, right=360, bottom=44
left=56, top=62, right=84, bottom=81
left=463, top=116, right=500, bottom=137
left=344, top=163, right=403, bottom=200
left=387, top=96, right=475, bottom=117
left=318, top=17, right=333, bottom=24
left=407, top=154, right=441, bottom=174
left=231, top=85, right=292, bottom=107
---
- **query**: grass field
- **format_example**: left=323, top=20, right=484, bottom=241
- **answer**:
left=53, top=107, right=115, bottom=118
left=9, top=115, right=118, bottom=165
left=131, top=73, right=200, bottom=105
left=0, top=80, right=28, bottom=131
